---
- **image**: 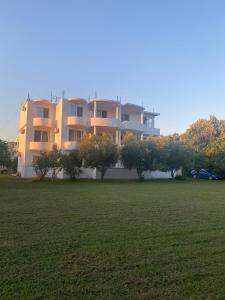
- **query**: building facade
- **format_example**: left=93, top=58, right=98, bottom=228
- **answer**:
left=17, top=97, right=160, bottom=178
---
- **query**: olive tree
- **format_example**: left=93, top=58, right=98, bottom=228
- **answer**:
left=120, top=140, right=158, bottom=180
left=80, top=133, right=118, bottom=180
left=61, top=150, right=82, bottom=180
left=33, top=151, right=50, bottom=180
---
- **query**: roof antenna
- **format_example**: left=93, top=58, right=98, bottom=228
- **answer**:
left=62, top=90, right=65, bottom=100
left=88, top=95, right=91, bottom=102
left=27, top=92, right=30, bottom=101
left=50, top=91, right=53, bottom=102
left=94, top=91, right=98, bottom=98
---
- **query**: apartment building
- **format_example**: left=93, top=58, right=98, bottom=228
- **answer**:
left=17, top=97, right=160, bottom=178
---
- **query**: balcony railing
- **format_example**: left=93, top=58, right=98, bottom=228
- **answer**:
left=29, top=142, right=53, bottom=151
left=67, top=116, right=87, bottom=127
left=33, top=117, right=52, bottom=128
left=91, top=117, right=121, bottom=128
left=64, top=141, right=80, bottom=150
left=143, top=127, right=160, bottom=136
left=122, top=121, right=145, bottom=132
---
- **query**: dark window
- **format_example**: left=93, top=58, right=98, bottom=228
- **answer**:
left=102, top=110, right=107, bottom=118
left=34, top=130, right=49, bottom=142
left=36, top=107, right=49, bottom=118
left=69, top=129, right=74, bottom=141
left=34, top=130, right=41, bottom=142
left=43, top=108, right=49, bottom=118
left=97, top=110, right=107, bottom=118
left=69, top=129, right=83, bottom=141
left=77, top=106, right=83, bottom=117
left=122, top=114, right=129, bottom=121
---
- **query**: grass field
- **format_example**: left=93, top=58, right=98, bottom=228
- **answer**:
left=1, top=176, right=225, bottom=299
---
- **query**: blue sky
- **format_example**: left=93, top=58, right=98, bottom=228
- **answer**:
left=1, top=0, right=225, bottom=141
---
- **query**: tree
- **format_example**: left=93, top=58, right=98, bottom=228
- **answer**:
left=80, top=133, right=118, bottom=180
left=204, top=141, right=225, bottom=177
left=162, top=140, right=192, bottom=178
left=48, top=146, right=62, bottom=180
left=182, top=116, right=225, bottom=153
left=61, top=150, right=82, bottom=180
left=33, top=151, right=50, bottom=180
left=0, top=139, right=11, bottom=169
left=120, top=140, right=158, bottom=180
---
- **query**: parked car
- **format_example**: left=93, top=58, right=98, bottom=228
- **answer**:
left=191, top=169, right=222, bottom=180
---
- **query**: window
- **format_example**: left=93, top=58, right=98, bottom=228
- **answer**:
left=69, top=129, right=83, bottom=141
left=97, top=110, right=107, bottom=118
left=34, top=130, right=49, bottom=142
left=36, top=107, right=49, bottom=118
left=122, top=114, right=129, bottom=121
left=69, top=105, right=83, bottom=117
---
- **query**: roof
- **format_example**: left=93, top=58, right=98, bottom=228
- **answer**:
left=67, top=97, right=87, bottom=104
left=123, top=103, right=144, bottom=112
left=144, top=111, right=160, bottom=117
left=90, top=98, right=119, bottom=105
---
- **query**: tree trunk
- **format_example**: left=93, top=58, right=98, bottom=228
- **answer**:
left=171, top=169, right=175, bottom=178
left=100, top=170, right=105, bottom=181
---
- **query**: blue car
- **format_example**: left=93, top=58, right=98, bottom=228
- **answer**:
left=191, top=169, right=222, bottom=180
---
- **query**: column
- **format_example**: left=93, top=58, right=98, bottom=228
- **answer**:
left=93, top=100, right=97, bottom=118
left=151, top=117, right=155, bottom=128
left=141, top=111, right=144, bottom=124
left=93, top=100, right=97, bottom=135
left=116, top=129, right=122, bottom=145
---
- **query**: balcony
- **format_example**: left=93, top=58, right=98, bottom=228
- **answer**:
left=143, top=127, right=160, bottom=136
left=33, top=117, right=52, bottom=128
left=122, top=121, right=145, bottom=132
left=64, top=141, right=80, bottom=150
left=29, top=142, right=53, bottom=151
left=67, top=116, right=87, bottom=127
left=91, top=117, right=121, bottom=128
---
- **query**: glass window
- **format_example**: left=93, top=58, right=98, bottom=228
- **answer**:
left=122, top=114, right=129, bottom=121
left=36, top=107, right=49, bottom=118
left=34, top=130, right=41, bottom=141
left=69, top=106, right=83, bottom=117
left=77, top=106, right=83, bottom=117
left=43, top=108, right=49, bottom=118
left=69, top=129, right=83, bottom=141
left=34, top=130, right=49, bottom=142
left=97, top=110, right=107, bottom=118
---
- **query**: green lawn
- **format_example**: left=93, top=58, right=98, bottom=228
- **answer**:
left=1, top=176, right=225, bottom=299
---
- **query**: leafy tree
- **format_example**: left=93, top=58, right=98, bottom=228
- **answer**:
left=33, top=151, right=50, bottom=180
left=80, top=133, right=118, bottom=180
left=161, top=140, right=192, bottom=178
left=120, top=140, right=158, bottom=180
left=182, top=116, right=225, bottom=153
left=10, top=157, right=18, bottom=173
left=0, top=139, right=11, bottom=168
left=204, top=141, right=225, bottom=177
left=48, top=146, right=62, bottom=180
left=61, top=150, right=82, bottom=180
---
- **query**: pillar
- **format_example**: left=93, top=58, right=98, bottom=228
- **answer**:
left=151, top=117, right=155, bottom=128
left=93, top=100, right=97, bottom=118
left=116, top=129, right=121, bottom=145
left=141, top=111, right=144, bottom=124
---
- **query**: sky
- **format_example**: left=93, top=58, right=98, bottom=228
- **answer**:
left=1, top=0, right=225, bottom=141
